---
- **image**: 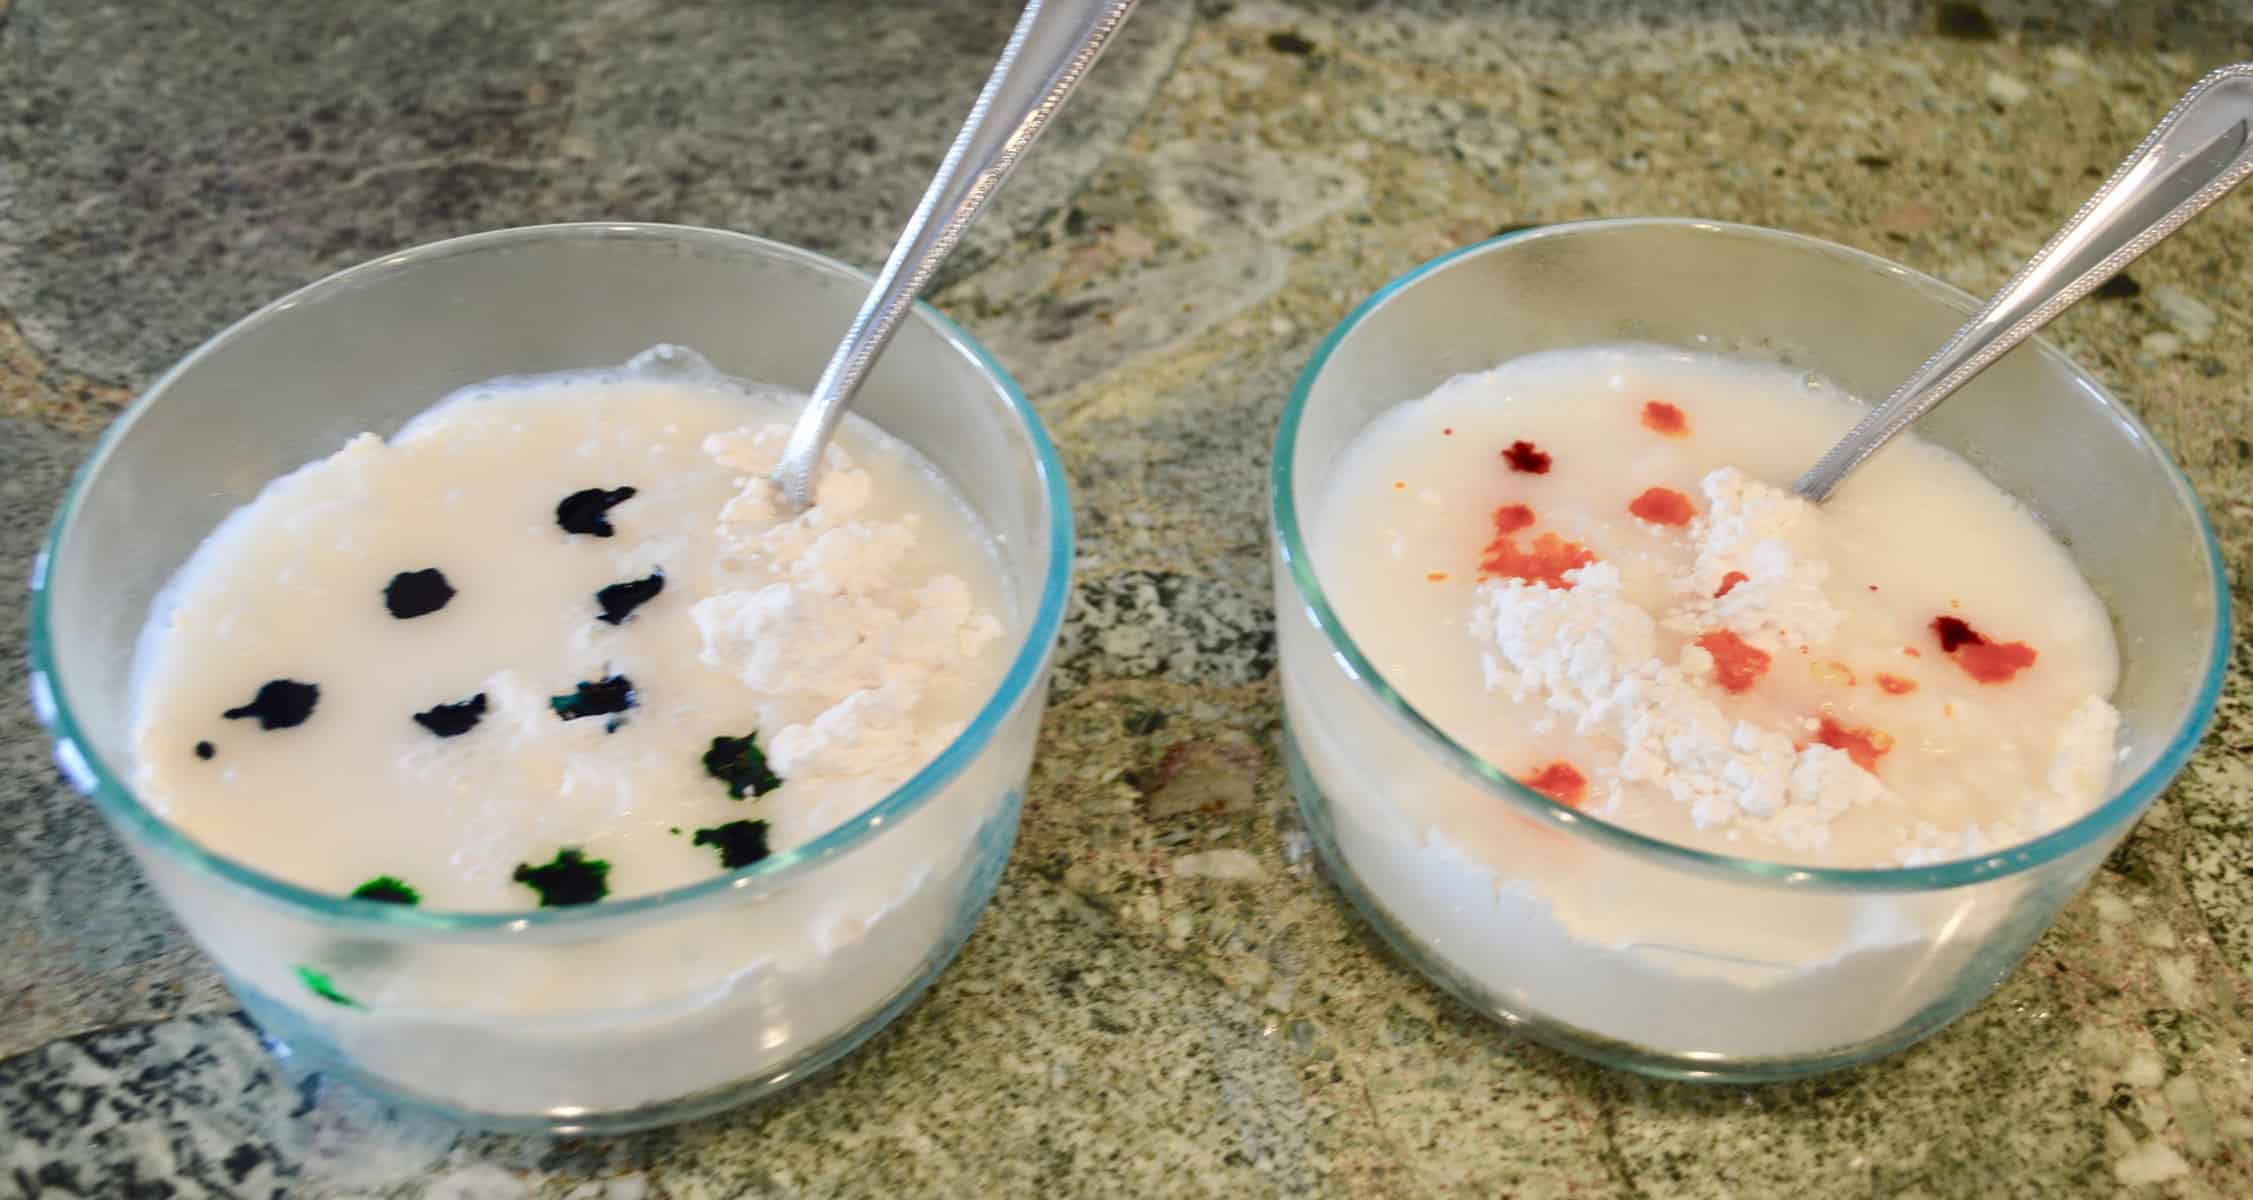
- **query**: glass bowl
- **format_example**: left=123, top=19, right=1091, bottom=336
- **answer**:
left=1271, top=218, right=2229, bottom=1082
left=28, top=223, right=1074, bottom=1132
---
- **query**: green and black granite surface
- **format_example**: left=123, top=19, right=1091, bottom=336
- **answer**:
left=6, top=2, right=2253, bottom=1196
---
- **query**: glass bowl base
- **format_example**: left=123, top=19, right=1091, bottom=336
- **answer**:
left=229, top=792, right=1019, bottom=1135
left=1284, top=725, right=1969, bottom=1084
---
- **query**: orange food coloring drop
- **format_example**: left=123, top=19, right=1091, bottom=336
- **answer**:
left=1627, top=486, right=1696, bottom=526
left=1954, top=640, right=2038, bottom=684
left=1714, top=570, right=1750, bottom=599
left=1814, top=715, right=1895, bottom=774
left=1640, top=400, right=1689, bottom=437
left=1490, top=503, right=1536, bottom=536
left=1519, top=761, right=1587, bottom=808
left=1696, top=629, right=1772, bottom=693
left=1481, top=532, right=1596, bottom=589
left=1875, top=672, right=1918, bottom=695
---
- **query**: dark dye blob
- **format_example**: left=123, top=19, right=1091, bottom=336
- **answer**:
left=1266, top=30, right=1315, bottom=55
left=595, top=570, right=666, bottom=625
left=194, top=741, right=215, bottom=760
left=383, top=568, right=455, bottom=619
left=1931, top=615, right=1984, bottom=652
left=550, top=676, right=636, bottom=722
left=1854, top=154, right=1894, bottom=170
left=703, top=732, right=783, bottom=798
left=513, top=848, right=610, bottom=906
left=1502, top=440, right=1552, bottom=474
left=413, top=693, right=488, bottom=738
left=351, top=876, right=420, bottom=905
left=693, top=819, right=773, bottom=869
left=223, top=680, right=319, bottom=730
left=556, top=486, right=638, bottom=537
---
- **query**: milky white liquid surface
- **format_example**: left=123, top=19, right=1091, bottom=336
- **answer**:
left=124, top=347, right=1028, bottom=1114
left=133, top=351, right=1010, bottom=906
left=1286, top=344, right=2123, bottom=1058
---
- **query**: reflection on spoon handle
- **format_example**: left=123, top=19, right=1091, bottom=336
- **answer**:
left=775, top=0, right=1140, bottom=510
left=1794, top=62, right=2253, bottom=503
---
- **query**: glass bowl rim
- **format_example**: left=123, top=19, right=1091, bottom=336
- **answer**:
left=1270, top=216, right=2232, bottom=892
left=28, top=221, right=1076, bottom=932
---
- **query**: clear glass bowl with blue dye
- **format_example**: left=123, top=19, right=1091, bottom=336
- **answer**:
left=29, top=224, right=1073, bottom=1132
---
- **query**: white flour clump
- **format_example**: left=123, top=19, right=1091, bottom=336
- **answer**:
left=1664, top=467, right=1840, bottom=650
left=1470, top=466, right=2122, bottom=859
left=1472, top=558, right=1884, bottom=852
left=693, top=427, right=1004, bottom=840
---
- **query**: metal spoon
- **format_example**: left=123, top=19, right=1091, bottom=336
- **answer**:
left=1795, top=62, right=2253, bottom=503
left=773, top=0, right=1140, bottom=510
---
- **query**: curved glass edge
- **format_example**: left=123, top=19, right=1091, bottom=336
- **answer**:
left=27, top=222, right=1076, bottom=933
left=1269, top=216, right=2233, bottom=894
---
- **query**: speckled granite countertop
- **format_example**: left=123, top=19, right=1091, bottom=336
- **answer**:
left=5, top=2, right=2252, bottom=1196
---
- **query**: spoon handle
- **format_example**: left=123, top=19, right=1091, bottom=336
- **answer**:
left=1795, top=62, right=2253, bottom=503
left=776, top=0, right=1140, bottom=508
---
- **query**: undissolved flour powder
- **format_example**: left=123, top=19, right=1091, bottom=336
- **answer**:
left=1292, top=344, right=2123, bottom=1057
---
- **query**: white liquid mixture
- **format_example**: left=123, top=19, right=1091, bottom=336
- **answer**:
left=126, top=346, right=1024, bottom=1113
left=133, top=347, right=1010, bottom=907
left=1287, top=344, right=2125, bottom=1058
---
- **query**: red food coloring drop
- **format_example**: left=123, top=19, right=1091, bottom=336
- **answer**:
left=1640, top=400, right=1689, bottom=437
left=1481, top=532, right=1596, bottom=589
left=1696, top=629, right=1772, bottom=693
left=1903, top=647, right=1922, bottom=659
left=1502, top=440, right=1552, bottom=474
left=1929, top=615, right=2038, bottom=684
left=1442, top=427, right=1454, bottom=436
left=1491, top=503, right=1536, bottom=536
left=1627, top=486, right=1695, bottom=527
left=1519, top=761, right=1587, bottom=808
left=1875, top=672, right=1918, bottom=695
left=1714, top=570, right=1750, bottom=599
left=1931, top=615, right=1983, bottom=653
left=1814, top=715, right=1895, bottom=774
